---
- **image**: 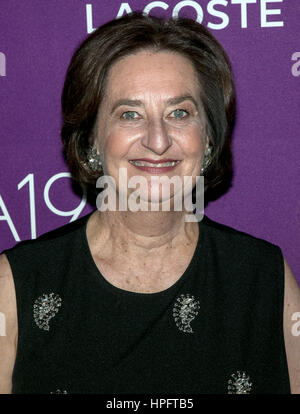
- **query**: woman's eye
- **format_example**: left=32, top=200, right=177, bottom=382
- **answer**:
left=170, top=109, right=189, bottom=119
left=121, top=111, right=140, bottom=120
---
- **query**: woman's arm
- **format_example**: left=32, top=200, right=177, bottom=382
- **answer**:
left=283, top=258, right=300, bottom=394
left=0, top=254, right=18, bottom=394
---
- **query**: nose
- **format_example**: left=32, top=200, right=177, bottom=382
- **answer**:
left=141, top=117, right=172, bottom=155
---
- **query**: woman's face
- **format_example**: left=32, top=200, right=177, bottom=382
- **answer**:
left=94, top=50, right=207, bottom=206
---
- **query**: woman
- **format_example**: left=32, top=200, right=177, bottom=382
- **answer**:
left=0, top=12, right=299, bottom=394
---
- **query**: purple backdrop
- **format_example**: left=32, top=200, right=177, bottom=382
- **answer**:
left=0, top=0, right=299, bottom=283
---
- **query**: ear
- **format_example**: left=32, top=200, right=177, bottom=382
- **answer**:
left=89, top=113, right=100, bottom=147
left=88, top=129, right=96, bottom=147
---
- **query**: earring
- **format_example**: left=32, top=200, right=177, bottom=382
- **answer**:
left=201, top=146, right=212, bottom=175
left=86, top=146, right=102, bottom=172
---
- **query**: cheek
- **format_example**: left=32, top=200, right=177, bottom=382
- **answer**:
left=99, top=128, right=133, bottom=161
left=176, top=126, right=205, bottom=157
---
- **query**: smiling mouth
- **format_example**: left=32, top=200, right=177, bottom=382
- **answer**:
left=129, top=160, right=181, bottom=167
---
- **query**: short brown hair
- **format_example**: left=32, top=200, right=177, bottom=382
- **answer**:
left=61, top=12, right=235, bottom=192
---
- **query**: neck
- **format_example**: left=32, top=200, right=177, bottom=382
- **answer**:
left=88, top=209, right=198, bottom=255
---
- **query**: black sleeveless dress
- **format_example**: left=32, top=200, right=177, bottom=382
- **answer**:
left=2, top=213, right=290, bottom=394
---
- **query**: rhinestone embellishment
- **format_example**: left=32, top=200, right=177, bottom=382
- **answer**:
left=50, top=389, right=68, bottom=394
left=173, top=293, right=200, bottom=333
left=33, top=293, right=62, bottom=331
left=86, top=146, right=102, bottom=172
left=228, top=371, right=252, bottom=394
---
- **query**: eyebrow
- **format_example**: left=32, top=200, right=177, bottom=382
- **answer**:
left=110, top=94, right=199, bottom=114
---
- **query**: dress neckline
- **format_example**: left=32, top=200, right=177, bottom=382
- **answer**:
left=80, top=212, right=206, bottom=298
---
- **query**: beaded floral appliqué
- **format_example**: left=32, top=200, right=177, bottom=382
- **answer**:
left=173, top=293, right=200, bottom=333
left=33, top=293, right=62, bottom=331
left=228, top=371, right=252, bottom=394
left=50, top=389, right=68, bottom=394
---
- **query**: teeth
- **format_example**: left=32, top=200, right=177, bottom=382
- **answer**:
left=130, top=161, right=179, bottom=167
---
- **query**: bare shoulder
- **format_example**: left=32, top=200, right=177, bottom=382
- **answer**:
left=283, top=258, right=300, bottom=394
left=0, top=253, right=18, bottom=394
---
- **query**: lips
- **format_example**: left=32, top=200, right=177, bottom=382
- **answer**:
left=128, top=158, right=181, bottom=173
left=129, top=158, right=181, bottom=167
